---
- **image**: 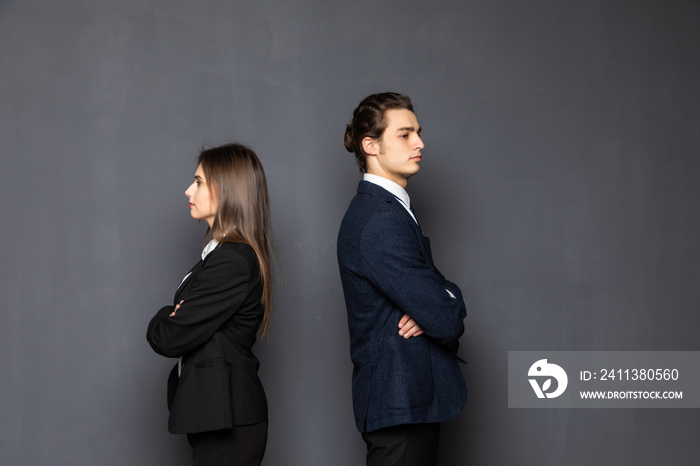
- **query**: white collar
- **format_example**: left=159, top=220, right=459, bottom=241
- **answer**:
left=362, top=174, right=417, bottom=224
left=363, top=173, right=412, bottom=209
left=201, top=239, right=219, bottom=260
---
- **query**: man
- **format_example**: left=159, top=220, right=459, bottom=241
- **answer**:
left=337, top=92, right=467, bottom=466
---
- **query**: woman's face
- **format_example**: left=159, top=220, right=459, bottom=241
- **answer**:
left=185, top=164, right=218, bottom=228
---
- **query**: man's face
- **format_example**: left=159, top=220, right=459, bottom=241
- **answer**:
left=365, top=108, right=424, bottom=187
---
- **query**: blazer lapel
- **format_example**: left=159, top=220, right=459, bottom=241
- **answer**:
left=358, top=180, right=432, bottom=261
left=174, top=259, right=205, bottom=303
left=358, top=180, right=420, bottom=227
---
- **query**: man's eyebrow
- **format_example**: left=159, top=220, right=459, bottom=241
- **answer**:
left=395, top=126, right=422, bottom=133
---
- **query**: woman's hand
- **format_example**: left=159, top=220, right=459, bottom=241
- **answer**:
left=170, top=300, right=184, bottom=317
left=398, top=313, right=424, bottom=338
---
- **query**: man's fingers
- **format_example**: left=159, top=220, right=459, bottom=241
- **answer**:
left=399, top=316, right=423, bottom=338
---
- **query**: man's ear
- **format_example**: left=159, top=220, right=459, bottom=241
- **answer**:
left=362, top=137, right=379, bottom=156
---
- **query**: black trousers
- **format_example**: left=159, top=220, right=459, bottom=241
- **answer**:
left=362, top=423, right=441, bottom=466
left=186, top=420, right=268, bottom=466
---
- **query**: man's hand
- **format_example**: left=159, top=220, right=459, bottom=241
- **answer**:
left=170, top=300, right=184, bottom=317
left=398, top=313, right=424, bottom=339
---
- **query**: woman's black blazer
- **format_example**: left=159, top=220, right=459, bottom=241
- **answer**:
left=147, top=241, right=267, bottom=434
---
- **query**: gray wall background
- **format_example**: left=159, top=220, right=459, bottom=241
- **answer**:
left=2, top=0, right=699, bottom=464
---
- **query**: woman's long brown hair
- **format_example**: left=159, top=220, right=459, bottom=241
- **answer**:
left=198, top=143, right=273, bottom=335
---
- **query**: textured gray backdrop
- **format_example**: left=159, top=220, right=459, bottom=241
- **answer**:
left=2, top=0, right=700, bottom=465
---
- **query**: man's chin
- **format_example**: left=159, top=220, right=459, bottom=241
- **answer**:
left=405, top=166, right=421, bottom=178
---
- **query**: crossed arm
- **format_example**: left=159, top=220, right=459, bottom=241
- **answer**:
left=361, top=210, right=466, bottom=348
left=147, top=247, right=252, bottom=357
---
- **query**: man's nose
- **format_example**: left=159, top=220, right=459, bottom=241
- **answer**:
left=415, top=135, right=424, bottom=150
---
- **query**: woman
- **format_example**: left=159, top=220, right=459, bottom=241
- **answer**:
left=147, top=143, right=272, bottom=466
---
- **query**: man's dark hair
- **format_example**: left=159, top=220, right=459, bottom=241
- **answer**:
left=344, top=92, right=414, bottom=172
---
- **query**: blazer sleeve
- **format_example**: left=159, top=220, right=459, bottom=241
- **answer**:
left=360, top=210, right=466, bottom=348
left=147, top=247, right=253, bottom=358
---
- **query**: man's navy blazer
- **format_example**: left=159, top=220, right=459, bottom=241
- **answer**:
left=337, top=180, right=467, bottom=433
